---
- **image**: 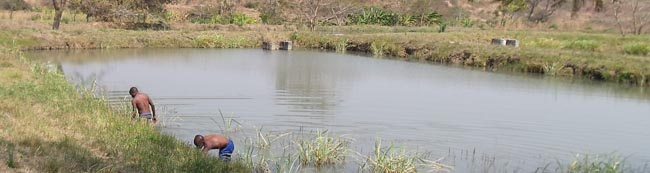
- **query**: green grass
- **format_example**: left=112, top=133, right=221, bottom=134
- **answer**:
left=564, top=40, right=601, bottom=51
left=0, top=47, right=250, bottom=172
left=191, top=33, right=260, bottom=48
left=624, top=43, right=650, bottom=56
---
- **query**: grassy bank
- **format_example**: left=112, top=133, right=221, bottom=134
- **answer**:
left=0, top=47, right=249, bottom=172
left=292, top=29, right=650, bottom=87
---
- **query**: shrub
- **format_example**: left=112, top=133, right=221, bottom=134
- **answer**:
left=230, top=13, right=257, bottom=26
left=460, top=18, right=474, bottom=28
left=348, top=7, right=399, bottom=26
left=623, top=43, right=650, bottom=56
left=244, top=2, right=258, bottom=9
left=438, top=22, right=447, bottom=33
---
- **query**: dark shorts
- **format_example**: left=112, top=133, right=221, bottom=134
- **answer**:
left=140, top=113, right=153, bottom=119
left=219, top=140, right=234, bottom=161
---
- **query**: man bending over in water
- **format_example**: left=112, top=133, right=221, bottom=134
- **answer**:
left=129, top=87, right=157, bottom=123
left=194, top=134, right=235, bottom=161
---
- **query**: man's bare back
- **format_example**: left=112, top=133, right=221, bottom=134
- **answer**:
left=194, top=134, right=235, bottom=161
left=129, top=87, right=157, bottom=123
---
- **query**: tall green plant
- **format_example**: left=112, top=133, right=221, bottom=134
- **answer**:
left=230, top=13, right=257, bottom=26
left=349, top=7, right=398, bottom=26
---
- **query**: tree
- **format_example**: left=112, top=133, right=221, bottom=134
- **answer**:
left=68, top=0, right=113, bottom=22
left=495, top=0, right=528, bottom=26
left=128, top=0, right=173, bottom=23
left=52, top=0, right=68, bottom=30
left=594, top=0, right=604, bottom=12
left=1, top=0, right=30, bottom=19
left=259, top=0, right=283, bottom=24
left=630, top=0, right=649, bottom=35
left=218, top=0, right=234, bottom=15
left=68, top=0, right=172, bottom=23
left=408, top=0, right=436, bottom=26
left=329, top=0, right=358, bottom=26
left=294, top=0, right=334, bottom=31
left=612, top=0, right=649, bottom=35
left=526, top=0, right=567, bottom=22
left=571, top=0, right=584, bottom=18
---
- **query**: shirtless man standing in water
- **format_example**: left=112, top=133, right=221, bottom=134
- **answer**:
left=129, top=87, right=157, bottom=123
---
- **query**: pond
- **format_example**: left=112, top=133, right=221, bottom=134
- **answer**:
left=30, top=48, right=650, bottom=172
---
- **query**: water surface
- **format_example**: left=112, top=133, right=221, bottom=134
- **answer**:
left=31, top=48, right=650, bottom=172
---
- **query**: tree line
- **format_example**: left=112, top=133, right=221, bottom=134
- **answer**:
left=1, top=0, right=647, bottom=35
left=496, top=0, right=648, bottom=35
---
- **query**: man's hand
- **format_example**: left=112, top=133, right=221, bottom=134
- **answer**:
left=153, top=117, right=158, bottom=123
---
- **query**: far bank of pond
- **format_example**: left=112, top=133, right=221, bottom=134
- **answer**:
left=3, top=24, right=649, bottom=87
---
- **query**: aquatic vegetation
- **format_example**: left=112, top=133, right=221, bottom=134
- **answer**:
left=370, top=41, right=387, bottom=57
left=213, top=110, right=242, bottom=136
left=567, top=154, right=625, bottom=173
left=335, top=39, right=347, bottom=53
left=543, top=62, right=563, bottom=76
left=356, top=139, right=453, bottom=173
left=359, top=139, right=419, bottom=173
left=255, top=127, right=290, bottom=150
left=295, top=130, right=348, bottom=166
left=273, top=151, right=301, bottom=173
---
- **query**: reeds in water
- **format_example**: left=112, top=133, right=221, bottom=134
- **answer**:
left=295, top=130, right=348, bottom=166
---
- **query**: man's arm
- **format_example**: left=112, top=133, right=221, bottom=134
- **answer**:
left=148, top=97, right=157, bottom=123
left=201, top=144, right=211, bottom=155
left=131, top=99, right=138, bottom=119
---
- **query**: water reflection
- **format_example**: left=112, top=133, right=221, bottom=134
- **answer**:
left=273, top=51, right=342, bottom=121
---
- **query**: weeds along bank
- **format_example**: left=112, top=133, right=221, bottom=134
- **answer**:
left=292, top=31, right=650, bottom=87
left=0, top=47, right=249, bottom=171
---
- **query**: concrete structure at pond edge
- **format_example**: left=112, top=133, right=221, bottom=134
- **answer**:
left=280, top=41, right=293, bottom=50
left=262, top=41, right=279, bottom=50
left=506, top=39, right=520, bottom=47
left=263, top=41, right=292, bottom=50
left=491, top=38, right=506, bottom=46
left=491, top=38, right=519, bottom=48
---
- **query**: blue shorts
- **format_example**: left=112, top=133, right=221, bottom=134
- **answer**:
left=219, top=140, right=234, bottom=161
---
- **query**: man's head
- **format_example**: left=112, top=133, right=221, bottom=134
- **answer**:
left=129, top=87, right=139, bottom=98
left=194, top=135, right=204, bottom=148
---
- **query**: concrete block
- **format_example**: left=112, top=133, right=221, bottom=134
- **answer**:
left=506, top=39, right=519, bottom=47
left=280, top=41, right=292, bottom=50
left=262, top=41, right=278, bottom=50
left=491, top=38, right=506, bottom=46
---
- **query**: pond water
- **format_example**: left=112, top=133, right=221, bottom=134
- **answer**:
left=30, top=48, right=650, bottom=172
